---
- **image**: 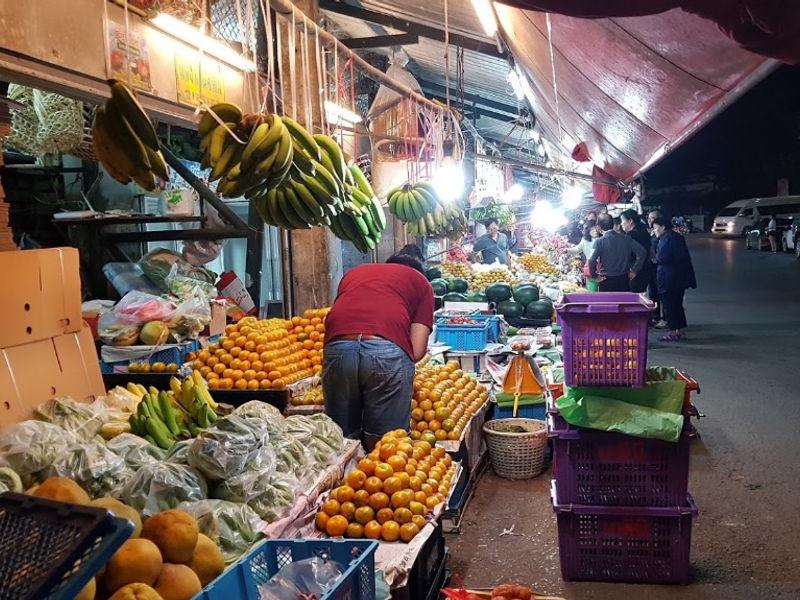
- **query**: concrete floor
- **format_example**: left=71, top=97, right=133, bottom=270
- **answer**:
left=448, top=235, right=800, bottom=599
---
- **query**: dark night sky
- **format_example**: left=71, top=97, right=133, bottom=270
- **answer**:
left=645, top=65, right=800, bottom=212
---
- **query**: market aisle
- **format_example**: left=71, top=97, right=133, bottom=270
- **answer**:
left=448, top=235, right=800, bottom=599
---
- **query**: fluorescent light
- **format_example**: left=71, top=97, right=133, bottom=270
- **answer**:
left=507, top=69, right=524, bottom=100
left=532, top=199, right=566, bottom=232
left=151, top=13, right=255, bottom=71
left=433, top=160, right=465, bottom=203
left=324, top=100, right=362, bottom=125
left=562, top=184, right=583, bottom=209
left=505, top=183, right=524, bottom=202
left=471, top=0, right=498, bottom=37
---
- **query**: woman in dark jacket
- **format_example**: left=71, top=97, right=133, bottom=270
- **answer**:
left=652, top=215, right=697, bottom=341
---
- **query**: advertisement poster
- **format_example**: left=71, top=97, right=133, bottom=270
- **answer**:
left=106, top=21, right=152, bottom=91
left=175, top=55, right=225, bottom=107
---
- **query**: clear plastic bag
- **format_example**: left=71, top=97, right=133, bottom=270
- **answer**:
left=166, top=263, right=218, bottom=302
left=284, top=414, right=344, bottom=467
left=258, top=556, right=343, bottom=600
left=177, top=499, right=265, bottom=564
left=0, top=421, right=80, bottom=486
left=121, top=461, right=208, bottom=515
left=214, top=470, right=300, bottom=523
left=188, top=415, right=275, bottom=481
left=35, top=397, right=104, bottom=440
left=46, top=439, right=128, bottom=497
left=233, top=401, right=286, bottom=434
left=106, top=433, right=167, bottom=469
left=112, top=290, right=176, bottom=325
left=164, top=439, right=193, bottom=465
left=166, top=290, right=212, bottom=340
left=140, top=248, right=217, bottom=292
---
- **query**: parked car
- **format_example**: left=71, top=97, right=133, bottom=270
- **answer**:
left=745, top=217, right=792, bottom=250
left=713, top=196, right=800, bottom=237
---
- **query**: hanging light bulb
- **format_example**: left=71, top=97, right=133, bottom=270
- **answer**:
left=504, top=183, right=524, bottom=202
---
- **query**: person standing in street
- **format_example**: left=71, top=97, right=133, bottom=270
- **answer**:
left=569, top=224, right=600, bottom=292
left=767, top=213, right=779, bottom=253
left=587, top=214, right=647, bottom=292
left=472, top=218, right=510, bottom=265
left=322, top=253, right=434, bottom=449
left=647, top=209, right=667, bottom=327
left=620, top=209, right=654, bottom=294
left=652, top=215, right=697, bottom=341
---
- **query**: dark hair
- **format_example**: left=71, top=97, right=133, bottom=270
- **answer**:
left=652, top=215, right=671, bottom=228
left=582, top=224, right=594, bottom=241
left=597, top=213, right=614, bottom=231
left=483, top=217, right=498, bottom=228
left=386, top=253, right=425, bottom=274
left=612, top=217, right=621, bottom=226
left=397, top=243, right=424, bottom=261
left=648, top=209, right=662, bottom=218
left=620, top=209, right=639, bottom=223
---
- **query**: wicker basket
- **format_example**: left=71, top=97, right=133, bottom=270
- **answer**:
left=483, top=418, right=547, bottom=480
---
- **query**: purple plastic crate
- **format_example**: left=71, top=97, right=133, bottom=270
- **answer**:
left=548, top=408, right=690, bottom=506
left=555, top=293, right=654, bottom=387
left=552, top=481, right=698, bottom=584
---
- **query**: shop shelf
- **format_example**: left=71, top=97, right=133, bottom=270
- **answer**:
left=552, top=481, right=697, bottom=584
left=555, top=292, right=654, bottom=387
left=0, top=492, right=133, bottom=600
left=197, top=539, right=378, bottom=600
left=435, top=320, right=491, bottom=351
left=547, top=405, right=690, bottom=506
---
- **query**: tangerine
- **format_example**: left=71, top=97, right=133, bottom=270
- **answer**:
left=354, top=506, right=375, bottom=525
left=381, top=521, right=400, bottom=542
left=346, top=470, right=367, bottom=491
left=364, top=521, right=382, bottom=540
left=364, top=477, right=383, bottom=494
left=315, top=512, right=329, bottom=531
left=368, top=492, right=390, bottom=511
left=353, top=489, right=371, bottom=507
left=325, top=515, right=348, bottom=537
left=399, top=523, right=420, bottom=542
left=322, top=499, right=340, bottom=517
left=346, top=522, right=364, bottom=538
left=375, top=507, right=394, bottom=524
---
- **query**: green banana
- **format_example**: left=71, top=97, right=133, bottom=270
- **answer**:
left=266, top=189, right=289, bottom=228
left=290, top=179, right=325, bottom=222
left=314, top=134, right=347, bottom=181
left=350, top=164, right=374, bottom=197
left=92, top=109, right=133, bottom=183
left=159, top=391, right=180, bottom=436
left=310, top=160, right=339, bottom=196
left=349, top=187, right=372, bottom=208
left=144, top=416, right=174, bottom=450
left=283, top=116, right=322, bottom=160
left=132, top=170, right=157, bottom=192
left=240, top=122, right=270, bottom=166
left=290, top=140, right=316, bottom=174
left=277, top=189, right=311, bottom=229
left=102, top=100, right=151, bottom=177
left=254, top=114, right=285, bottom=156
left=199, top=102, right=242, bottom=137
left=300, top=172, right=336, bottom=209
left=144, top=146, right=169, bottom=181
left=210, top=142, right=242, bottom=182
left=283, top=184, right=317, bottom=226
left=108, top=79, right=159, bottom=150
left=208, top=122, right=237, bottom=166
left=252, top=194, right=272, bottom=225
left=370, top=196, right=387, bottom=230
left=188, top=423, right=203, bottom=437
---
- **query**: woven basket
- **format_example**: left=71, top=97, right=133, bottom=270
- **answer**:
left=483, top=418, right=547, bottom=480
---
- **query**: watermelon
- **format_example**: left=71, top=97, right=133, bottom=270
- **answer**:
left=442, top=292, right=467, bottom=303
left=425, top=267, right=442, bottom=281
left=430, top=278, right=448, bottom=296
left=466, top=292, right=488, bottom=303
left=525, top=300, right=554, bottom=320
left=447, top=277, right=469, bottom=293
left=485, top=283, right=513, bottom=302
left=496, top=300, right=525, bottom=319
left=513, top=284, right=540, bottom=305
left=434, top=296, right=444, bottom=310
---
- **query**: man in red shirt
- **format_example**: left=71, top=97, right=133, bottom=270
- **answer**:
left=323, top=253, right=434, bottom=449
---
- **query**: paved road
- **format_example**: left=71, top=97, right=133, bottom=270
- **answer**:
left=448, top=235, right=800, bottom=599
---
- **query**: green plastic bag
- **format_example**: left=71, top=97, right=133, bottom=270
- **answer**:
left=495, top=393, right=545, bottom=408
left=556, top=380, right=687, bottom=442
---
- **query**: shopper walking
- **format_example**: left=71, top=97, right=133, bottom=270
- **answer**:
left=587, top=213, right=647, bottom=292
left=322, top=254, right=434, bottom=449
left=652, top=215, right=697, bottom=341
left=767, top=213, right=779, bottom=253
left=620, top=209, right=654, bottom=293
left=472, top=218, right=510, bottom=265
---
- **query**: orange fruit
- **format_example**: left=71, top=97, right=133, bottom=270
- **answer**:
left=354, top=506, right=375, bottom=525
left=326, top=515, right=348, bottom=537
left=426, top=496, right=439, bottom=510
left=375, top=507, right=394, bottom=524
left=382, top=477, right=403, bottom=496
left=381, top=521, right=400, bottom=542
left=391, top=490, right=412, bottom=509
left=399, top=523, right=420, bottom=542
left=234, top=379, right=247, bottom=390
left=364, top=520, right=382, bottom=540
left=353, top=490, right=371, bottom=507
left=346, top=470, right=367, bottom=491
left=219, top=378, right=234, bottom=390
left=208, top=378, right=220, bottom=390
left=378, top=444, right=397, bottom=461
left=247, top=380, right=259, bottom=390
left=322, top=499, right=340, bottom=517
left=259, top=379, right=272, bottom=389
left=409, top=501, right=426, bottom=516
left=374, top=463, right=394, bottom=481
left=386, top=455, right=406, bottom=473
left=368, top=492, right=390, bottom=511
left=364, top=477, right=383, bottom=494
left=339, top=502, right=356, bottom=521
left=394, top=507, right=412, bottom=525
left=357, top=458, right=376, bottom=476
left=315, top=511, right=329, bottom=531
left=334, top=485, right=354, bottom=504
left=413, top=491, right=427, bottom=504
left=346, top=522, right=364, bottom=538
left=411, top=515, right=427, bottom=530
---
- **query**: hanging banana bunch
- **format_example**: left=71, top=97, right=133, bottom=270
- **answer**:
left=92, top=79, right=169, bottom=192
left=387, top=180, right=468, bottom=239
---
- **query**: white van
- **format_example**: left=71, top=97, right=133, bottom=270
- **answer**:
left=712, top=196, right=800, bottom=237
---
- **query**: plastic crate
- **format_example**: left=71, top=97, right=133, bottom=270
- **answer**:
left=552, top=481, right=698, bottom=584
left=436, top=320, right=491, bottom=351
left=555, top=293, right=654, bottom=387
left=469, top=314, right=501, bottom=342
left=391, top=523, right=446, bottom=600
left=547, top=405, right=690, bottom=506
left=0, top=492, right=133, bottom=600
left=197, top=539, right=377, bottom=600
left=492, top=402, right=547, bottom=420
left=99, top=339, right=202, bottom=374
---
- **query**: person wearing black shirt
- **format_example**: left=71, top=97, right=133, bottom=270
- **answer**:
left=620, top=209, right=653, bottom=294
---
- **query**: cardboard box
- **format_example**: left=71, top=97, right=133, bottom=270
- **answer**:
left=208, top=300, right=226, bottom=337
left=0, top=326, right=105, bottom=426
left=0, top=248, right=82, bottom=349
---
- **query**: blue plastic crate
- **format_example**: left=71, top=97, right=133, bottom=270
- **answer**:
left=469, top=314, right=501, bottom=342
left=436, top=320, right=491, bottom=351
left=196, top=539, right=378, bottom=600
left=492, top=402, right=547, bottom=420
left=99, top=340, right=202, bottom=373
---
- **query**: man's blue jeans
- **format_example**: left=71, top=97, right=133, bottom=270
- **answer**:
left=322, top=338, right=414, bottom=445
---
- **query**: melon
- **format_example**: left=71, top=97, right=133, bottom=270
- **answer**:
left=513, top=284, right=540, bottom=305
left=430, top=278, right=448, bottom=296
left=447, top=278, right=469, bottom=293
left=496, top=300, right=524, bottom=319
left=425, top=267, right=442, bottom=281
left=485, top=283, right=512, bottom=303
left=465, top=292, right=487, bottom=303
left=525, top=300, right=554, bottom=320
left=442, top=292, right=467, bottom=303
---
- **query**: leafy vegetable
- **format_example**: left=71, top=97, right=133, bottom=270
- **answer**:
left=178, top=499, right=264, bottom=564
left=46, top=439, right=128, bottom=496
left=214, top=471, right=300, bottom=523
left=35, top=397, right=103, bottom=440
left=122, top=461, right=208, bottom=516
left=0, top=421, right=80, bottom=486
left=106, top=433, right=166, bottom=469
left=188, top=415, right=274, bottom=481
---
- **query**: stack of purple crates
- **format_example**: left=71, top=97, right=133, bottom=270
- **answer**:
left=551, top=293, right=697, bottom=585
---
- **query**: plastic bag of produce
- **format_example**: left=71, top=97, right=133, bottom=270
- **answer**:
left=165, top=289, right=212, bottom=340
left=46, top=439, right=129, bottom=496
left=166, top=263, right=217, bottom=302
left=164, top=439, right=193, bottom=465
left=111, top=290, right=176, bottom=325
left=214, top=470, right=300, bottom=523
left=188, top=415, right=274, bottom=481
left=0, top=421, right=80, bottom=486
left=35, top=397, right=104, bottom=440
left=106, top=433, right=166, bottom=469
left=233, top=401, right=285, bottom=430
left=177, top=499, right=264, bottom=564
left=271, top=435, right=314, bottom=482
left=121, top=461, right=208, bottom=515
left=0, top=467, right=23, bottom=493
left=284, top=414, right=344, bottom=466
left=139, top=248, right=217, bottom=292
left=257, top=557, right=343, bottom=600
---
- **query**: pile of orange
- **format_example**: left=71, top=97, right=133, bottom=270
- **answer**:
left=186, top=308, right=329, bottom=390
left=315, top=430, right=457, bottom=543
left=411, top=360, right=490, bottom=444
